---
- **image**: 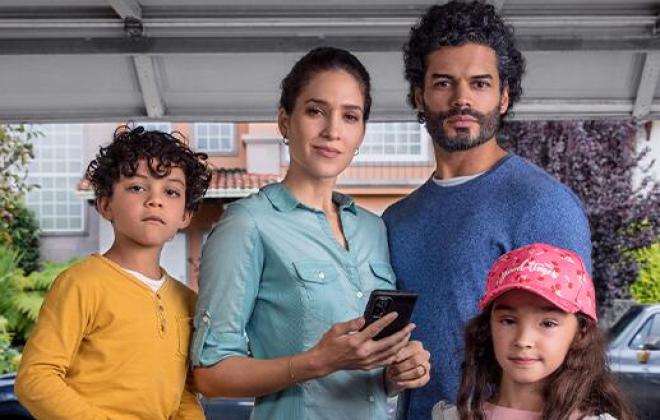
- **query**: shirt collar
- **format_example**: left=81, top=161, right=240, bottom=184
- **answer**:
left=262, top=182, right=357, bottom=215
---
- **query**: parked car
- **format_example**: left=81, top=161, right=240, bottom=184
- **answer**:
left=0, top=373, right=31, bottom=419
left=607, top=303, right=660, bottom=420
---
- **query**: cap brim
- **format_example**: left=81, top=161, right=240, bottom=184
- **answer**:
left=479, top=283, right=580, bottom=314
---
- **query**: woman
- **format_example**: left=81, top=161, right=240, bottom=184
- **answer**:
left=191, top=47, right=430, bottom=419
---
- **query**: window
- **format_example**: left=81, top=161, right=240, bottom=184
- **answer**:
left=136, top=122, right=172, bottom=133
left=26, top=124, right=85, bottom=233
left=194, top=123, right=235, bottom=154
left=355, top=122, right=430, bottom=163
left=629, top=314, right=660, bottom=350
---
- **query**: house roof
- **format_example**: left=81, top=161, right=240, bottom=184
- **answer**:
left=76, top=168, right=280, bottom=200
left=1, top=0, right=659, bottom=122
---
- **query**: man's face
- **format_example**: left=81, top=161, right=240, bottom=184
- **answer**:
left=416, top=43, right=509, bottom=152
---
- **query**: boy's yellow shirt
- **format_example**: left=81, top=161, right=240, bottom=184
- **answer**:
left=15, top=254, right=205, bottom=420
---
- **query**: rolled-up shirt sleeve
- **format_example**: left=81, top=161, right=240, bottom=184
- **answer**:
left=190, top=203, right=264, bottom=367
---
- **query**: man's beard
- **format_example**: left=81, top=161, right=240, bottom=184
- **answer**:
left=424, top=104, right=501, bottom=152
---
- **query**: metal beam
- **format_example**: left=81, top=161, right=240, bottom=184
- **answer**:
left=633, top=52, right=660, bottom=119
left=0, top=35, right=657, bottom=55
left=0, top=15, right=654, bottom=32
left=3, top=99, right=649, bottom=123
left=107, top=0, right=141, bottom=20
left=132, top=55, right=164, bottom=118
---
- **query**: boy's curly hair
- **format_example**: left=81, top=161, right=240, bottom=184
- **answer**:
left=404, top=0, right=525, bottom=120
left=85, top=125, right=211, bottom=211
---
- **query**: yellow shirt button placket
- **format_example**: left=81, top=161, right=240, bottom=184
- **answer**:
left=156, top=293, right=167, bottom=337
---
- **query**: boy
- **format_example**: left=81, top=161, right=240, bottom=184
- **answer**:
left=15, top=126, right=210, bottom=419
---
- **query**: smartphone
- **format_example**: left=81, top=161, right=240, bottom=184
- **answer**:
left=362, top=289, right=418, bottom=340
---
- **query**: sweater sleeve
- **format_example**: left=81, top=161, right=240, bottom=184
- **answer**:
left=14, top=271, right=109, bottom=420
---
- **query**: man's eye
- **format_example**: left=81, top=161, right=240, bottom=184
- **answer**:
left=474, top=80, right=490, bottom=89
left=128, top=185, right=144, bottom=192
left=433, top=80, right=451, bottom=88
left=305, top=107, right=323, bottom=116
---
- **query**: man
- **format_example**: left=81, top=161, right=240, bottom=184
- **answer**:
left=382, top=2, right=592, bottom=419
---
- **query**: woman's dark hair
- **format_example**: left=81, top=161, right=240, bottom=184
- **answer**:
left=279, top=46, right=372, bottom=121
left=85, top=125, right=211, bottom=211
left=457, top=309, right=635, bottom=420
left=403, top=0, right=525, bottom=119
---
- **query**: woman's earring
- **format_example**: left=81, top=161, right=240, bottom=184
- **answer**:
left=281, top=136, right=289, bottom=146
left=354, top=148, right=360, bottom=156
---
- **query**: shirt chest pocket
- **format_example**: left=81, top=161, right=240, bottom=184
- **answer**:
left=368, top=261, right=397, bottom=291
left=292, top=260, right=345, bottom=324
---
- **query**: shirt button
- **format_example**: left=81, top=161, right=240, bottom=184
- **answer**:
left=318, top=272, right=325, bottom=280
left=202, top=315, right=210, bottom=323
left=356, top=291, right=363, bottom=298
left=368, top=395, right=375, bottom=403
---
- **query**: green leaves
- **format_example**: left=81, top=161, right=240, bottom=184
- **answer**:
left=0, top=124, right=42, bottom=274
left=0, top=246, right=77, bottom=346
left=630, top=243, right=660, bottom=304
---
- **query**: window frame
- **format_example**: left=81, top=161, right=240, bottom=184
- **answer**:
left=26, top=124, right=86, bottom=234
left=353, top=122, right=432, bottom=164
left=193, top=123, right=237, bottom=156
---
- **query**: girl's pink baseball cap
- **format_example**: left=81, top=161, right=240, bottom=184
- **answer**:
left=479, top=243, right=597, bottom=321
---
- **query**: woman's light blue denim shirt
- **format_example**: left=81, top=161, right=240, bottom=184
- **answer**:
left=191, top=183, right=396, bottom=420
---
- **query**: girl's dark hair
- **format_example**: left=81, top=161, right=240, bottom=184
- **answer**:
left=404, top=0, right=525, bottom=120
left=458, top=309, right=636, bottom=420
left=85, top=125, right=211, bottom=211
left=279, top=46, right=372, bottom=121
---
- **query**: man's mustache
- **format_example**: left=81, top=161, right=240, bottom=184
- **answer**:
left=439, top=107, right=485, bottom=121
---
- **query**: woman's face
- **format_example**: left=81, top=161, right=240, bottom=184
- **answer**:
left=490, top=290, right=579, bottom=388
left=279, top=69, right=366, bottom=181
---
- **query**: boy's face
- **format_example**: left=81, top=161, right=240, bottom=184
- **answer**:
left=490, top=290, right=578, bottom=388
left=97, top=160, right=192, bottom=249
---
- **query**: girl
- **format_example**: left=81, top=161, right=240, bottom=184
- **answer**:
left=191, top=47, right=431, bottom=420
left=433, top=243, right=634, bottom=420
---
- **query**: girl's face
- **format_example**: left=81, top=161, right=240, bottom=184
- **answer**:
left=490, top=289, right=579, bottom=387
left=278, top=69, right=366, bottom=181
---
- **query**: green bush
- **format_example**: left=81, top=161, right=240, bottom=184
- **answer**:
left=5, top=202, right=40, bottom=274
left=0, top=316, right=20, bottom=374
left=630, top=243, right=660, bottom=304
left=0, top=246, right=76, bottom=345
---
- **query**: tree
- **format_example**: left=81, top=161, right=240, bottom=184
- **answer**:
left=0, top=125, right=41, bottom=273
left=499, top=120, right=660, bottom=311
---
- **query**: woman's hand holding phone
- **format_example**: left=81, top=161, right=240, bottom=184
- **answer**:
left=307, top=313, right=416, bottom=376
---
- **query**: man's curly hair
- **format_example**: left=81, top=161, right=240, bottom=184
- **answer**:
left=85, top=125, right=211, bottom=212
left=404, top=0, right=525, bottom=120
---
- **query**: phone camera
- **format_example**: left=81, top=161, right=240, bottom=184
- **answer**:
left=373, top=297, right=392, bottom=319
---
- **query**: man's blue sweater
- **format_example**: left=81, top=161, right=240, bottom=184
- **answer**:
left=382, top=154, right=592, bottom=420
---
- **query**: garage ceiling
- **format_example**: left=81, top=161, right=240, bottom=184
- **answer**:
left=0, top=0, right=659, bottom=122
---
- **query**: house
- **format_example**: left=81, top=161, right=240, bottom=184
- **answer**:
left=28, top=121, right=434, bottom=289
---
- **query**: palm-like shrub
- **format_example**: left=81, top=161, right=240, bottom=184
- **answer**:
left=0, top=246, right=75, bottom=345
